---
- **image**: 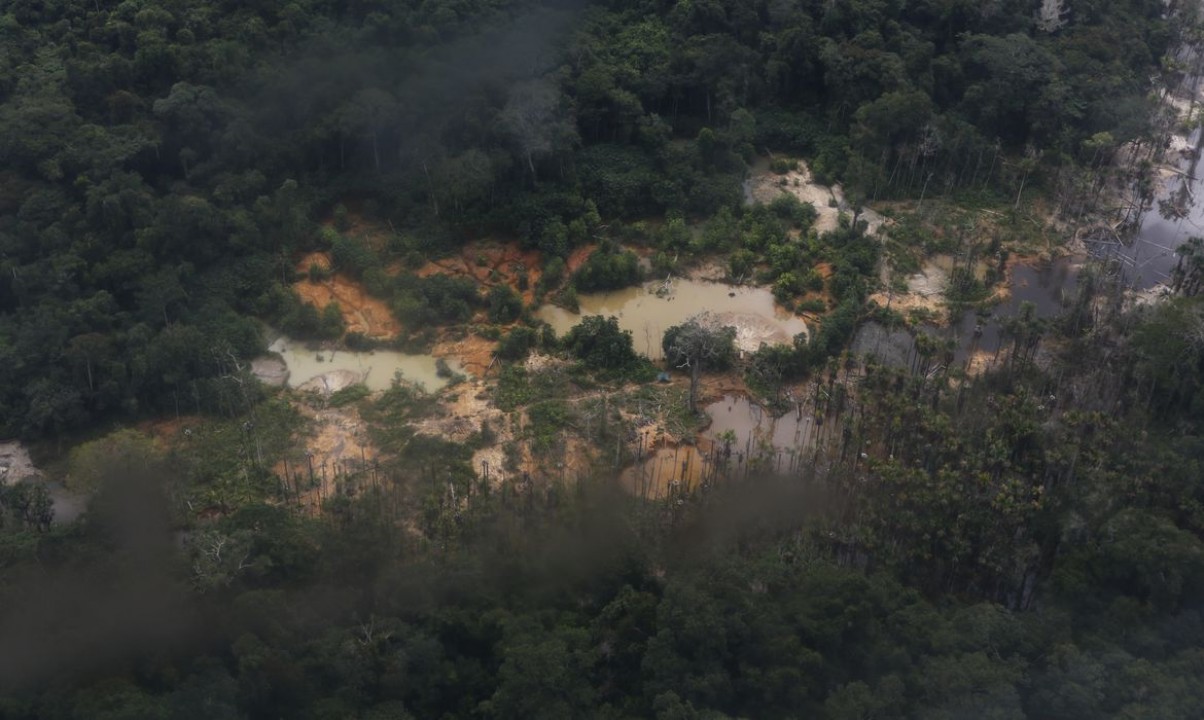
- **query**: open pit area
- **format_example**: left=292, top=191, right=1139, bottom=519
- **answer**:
left=258, top=154, right=1083, bottom=509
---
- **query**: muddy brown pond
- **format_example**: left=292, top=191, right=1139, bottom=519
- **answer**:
left=538, top=277, right=809, bottom=360
left=258, top=332, right=465, bottom=393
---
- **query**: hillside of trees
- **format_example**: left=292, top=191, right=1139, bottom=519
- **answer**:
left=3, top=0, right=1204, bottom=717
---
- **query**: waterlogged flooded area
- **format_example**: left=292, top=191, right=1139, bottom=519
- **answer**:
left=260, top=333, right=464, bottom=393
left=952, top=259, right=1081, bottom=360
left=1114, top=86, right=1204, bottom=288
left=622, top=394, right=821, bottom=499
left=537, top=277, right=809, bottom=360
left=857, top=258, right=1084, bottom=369
left=626, top=257, right=1086, bottom=499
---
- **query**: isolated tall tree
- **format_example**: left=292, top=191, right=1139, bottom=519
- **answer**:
left=1036, top=0, right=1069, bottom=32
left=344, top=89, right=399, bottom=171
left=663, top=314, right=737, bottom=412
left=500, top=79, right=572, bottom=182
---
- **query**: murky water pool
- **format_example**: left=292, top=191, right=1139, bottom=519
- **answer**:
left=856, top=258, right=1083, bottom=367
left=622, top=394, right=819, bottom=498
left=537, top=277, right=808, bottom=360
left=0, top=441, right=86, bottom=525
left=951, top=259, right=1081, bottom=359
left=262, top=333, right=464, bottom=392
left=1120, top=128, right=1204, bottom=289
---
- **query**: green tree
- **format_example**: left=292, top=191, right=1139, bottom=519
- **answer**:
left=487, top=285, right=523, bottom=324
left=564, top=315, right=640, bottom=371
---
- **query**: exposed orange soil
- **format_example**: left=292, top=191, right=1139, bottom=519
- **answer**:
left=293, top=252, right=401, bottom=339
left=565, top=243, right=598, bottom=274
left=432, top=333, right=497, bottom=377
left=297, top=251, right=333, bottom=272
left=416, top=240, right=544, bottom=306
left=869, top=288, right=946, bottom=318
left=276, top=402, right=378, bottom=512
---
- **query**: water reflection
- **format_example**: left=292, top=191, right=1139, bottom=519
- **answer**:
left=951, top=260, right=1080, bottom=360
left=1114, top=128, right=1204, bottom=288
left=856, top=259, right=1082, bottom=368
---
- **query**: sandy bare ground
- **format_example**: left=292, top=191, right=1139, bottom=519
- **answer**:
left=0, top=440, right=40, bottom=482
left=295, top=369, right=365, bottom=395
left=413, top=379, right=504, bottom=445
left=704, top=311, right=803, bottom=353
left=745, top=159, right=886, bottom=236
left=870, top=259, right=949, bottom=317
left=873, top=252, right=1022, bottom=322
left=281, top=402, right=378, bottom=512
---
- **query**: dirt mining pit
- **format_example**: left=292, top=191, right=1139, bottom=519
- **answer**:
left=278, top=401, right=379, bottom=513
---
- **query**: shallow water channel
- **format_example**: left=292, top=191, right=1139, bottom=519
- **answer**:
left=261, top=333, right=463, bottom=393
left=537, top=277, right=808, bottom=360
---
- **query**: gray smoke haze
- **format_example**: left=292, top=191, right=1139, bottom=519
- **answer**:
left=252, top=0, right=588, bottom=170
left=0, top=467, right=194, bottom=692
left=392, top=1, right=586, bottom=152
left=0, top=452, right=840, bottom=694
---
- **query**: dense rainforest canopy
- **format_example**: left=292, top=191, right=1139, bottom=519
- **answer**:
left=0, top=0, right=1186, bottom=437
left=2, top=0, right=1204, bottom=718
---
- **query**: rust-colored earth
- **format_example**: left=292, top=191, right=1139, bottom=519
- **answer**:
left=293, top=252, right=401, bottom=339
left=416, top=240, right=544, bottom=306
left=432, top=333, right=497, bottom=377
left=565, top=243, right=597, bottom=275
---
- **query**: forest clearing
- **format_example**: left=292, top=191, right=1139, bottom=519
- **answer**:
left=4, top=0, right=1204, bottom=716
